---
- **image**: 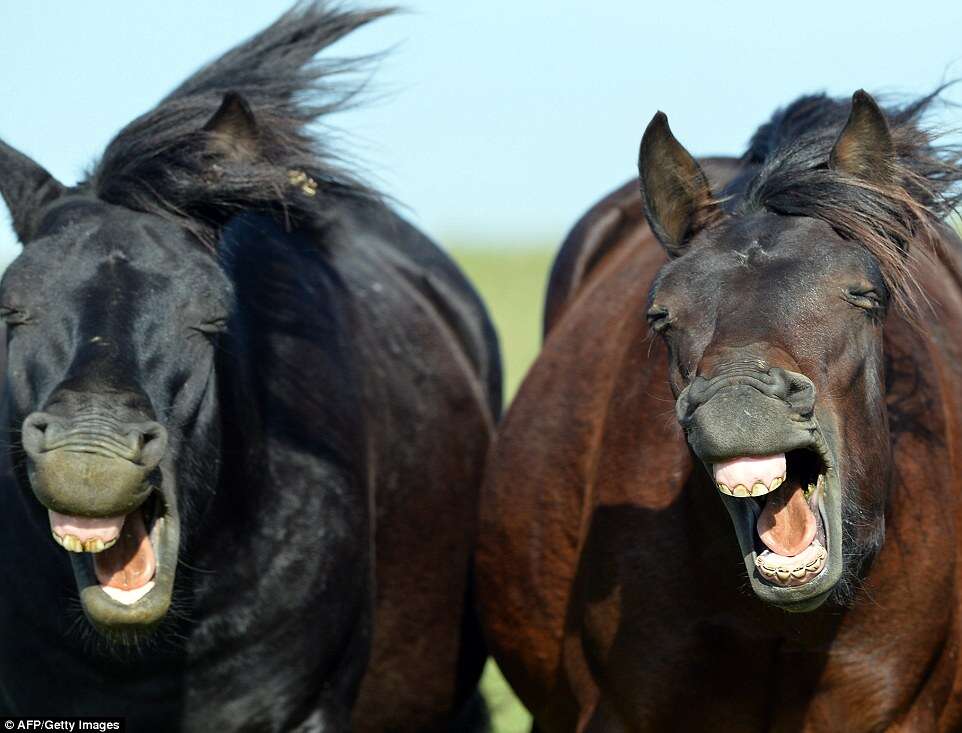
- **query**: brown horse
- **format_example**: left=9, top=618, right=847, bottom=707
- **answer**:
left=477, top=90, right=962, bottom=731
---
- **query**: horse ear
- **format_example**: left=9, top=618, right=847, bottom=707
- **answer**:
left=638, top=112, right=721, bottom=256
left=0, top=139, right=66, bottom=243
left=203, top=92, right=259, bottom=161
left=830, top=90, right=894, bottom=183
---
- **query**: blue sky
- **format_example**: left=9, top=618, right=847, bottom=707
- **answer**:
left=3, top=1, right=962, bottom=264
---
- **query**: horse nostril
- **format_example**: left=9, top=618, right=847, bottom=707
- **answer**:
left=21, top=412, right=53, bottom=458
left=137, top=422, right=168, bottom=470
left=766, top=368, right=791, bottom=399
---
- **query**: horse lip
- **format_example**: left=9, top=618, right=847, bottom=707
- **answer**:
left=27, top=449, right=153, bottom=519
left=708, top=428, right=844, bottom=610
left=68, top=482, right=179, bottom=632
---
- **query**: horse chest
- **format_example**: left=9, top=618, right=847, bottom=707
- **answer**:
left=577, top=611, right=948, bottom=732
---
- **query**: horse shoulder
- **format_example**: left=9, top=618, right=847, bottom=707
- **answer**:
left=477, top=232, right=676, bottom=723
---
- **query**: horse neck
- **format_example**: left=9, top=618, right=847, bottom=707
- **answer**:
left=199, top=217, right=367, bottom=534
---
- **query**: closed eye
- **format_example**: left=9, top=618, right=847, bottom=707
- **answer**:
left=646, top=305, right=671, bottom=332
left=0, top=306, right=30, bottom=327
left=842, top=286, right=885, bottom=311
left=192, top=318, right=228, bottom=336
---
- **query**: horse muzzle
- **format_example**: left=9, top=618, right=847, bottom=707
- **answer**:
left=675, top=360, right=844, bottom=610
left=22, top=410, right=166, bottom=516
left=20, top=409, right=179, bottom=630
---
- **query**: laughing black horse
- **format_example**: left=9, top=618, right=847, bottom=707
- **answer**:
left=0, top=4, right=500, bottom=730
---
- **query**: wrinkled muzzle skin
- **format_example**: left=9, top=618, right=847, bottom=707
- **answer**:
left=23, top=409, right=167, bottom=518
left=3, top=201, right=230, bottom=636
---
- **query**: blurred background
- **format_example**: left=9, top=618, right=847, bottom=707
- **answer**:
left=4, top=1, right=962, bottom=729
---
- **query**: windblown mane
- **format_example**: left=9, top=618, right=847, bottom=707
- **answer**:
left=81, top=1, right=390, bottom=246
left=727, top=91, right=962, bottom=313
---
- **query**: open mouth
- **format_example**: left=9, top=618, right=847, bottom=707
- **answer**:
left=48, top=488, right=178, bottom=630
left=709, top=436, right=842, bottom=610
left=715, top=450, right=827, bottom=587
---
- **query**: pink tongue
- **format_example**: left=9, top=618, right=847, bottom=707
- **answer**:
left=757, top=482, right=816, bottom=556
left=49, top=511, right=125, bottom=543
left=93, top=510, right=156, bottom=591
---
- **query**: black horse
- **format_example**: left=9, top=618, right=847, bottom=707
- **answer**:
left=0, top=4, right=500, bottom=731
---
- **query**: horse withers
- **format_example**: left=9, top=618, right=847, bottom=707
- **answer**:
left=478, top=90, right=962, bottom=730
left=0, top=4, right=500, bottom=731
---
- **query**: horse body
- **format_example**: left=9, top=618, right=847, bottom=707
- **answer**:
left=479, top=95, right=962, bottom=731
left=325, top=200, right=499, bottom=731
left=194, top=202, right=498, bottom=731
left=0, top=5, right=498, bottom=731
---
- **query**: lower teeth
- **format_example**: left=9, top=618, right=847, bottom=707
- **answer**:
left=102, top=581, right=155, bottom=605
left=755, top=541, right=827, bottom=585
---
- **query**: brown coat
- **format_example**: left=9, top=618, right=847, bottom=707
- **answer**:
left=478, top=176, right=962, bottom=732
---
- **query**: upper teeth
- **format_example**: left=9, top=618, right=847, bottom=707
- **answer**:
left=717, top=475, right=784, bottom=497
left=51, top=532, right=118, bottom=554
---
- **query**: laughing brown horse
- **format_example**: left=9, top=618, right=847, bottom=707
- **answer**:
left=477, top=91, right=962, bottom=731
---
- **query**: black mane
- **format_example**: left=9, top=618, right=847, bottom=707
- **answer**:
left=81, top=1, right=391, bottom=246
left=727, top=91, right=962, bottom=313
left=741, top=94, right=853, bottom=165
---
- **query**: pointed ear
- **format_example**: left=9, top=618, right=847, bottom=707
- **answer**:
left=0, top=139, right=66, bottom=242
left=638, top=112, right=721, bottom=256
left=830, top=90, right=894, bottom=183
left=203, top=92, right=259, bottom=161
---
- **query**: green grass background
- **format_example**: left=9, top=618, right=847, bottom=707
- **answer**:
left=450, top=246, right=556, bottom=732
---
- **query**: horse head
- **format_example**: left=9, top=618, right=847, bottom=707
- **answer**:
left=637, top=91, right=935, bottom=611
left=0, top=96, right=262, bottom=635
